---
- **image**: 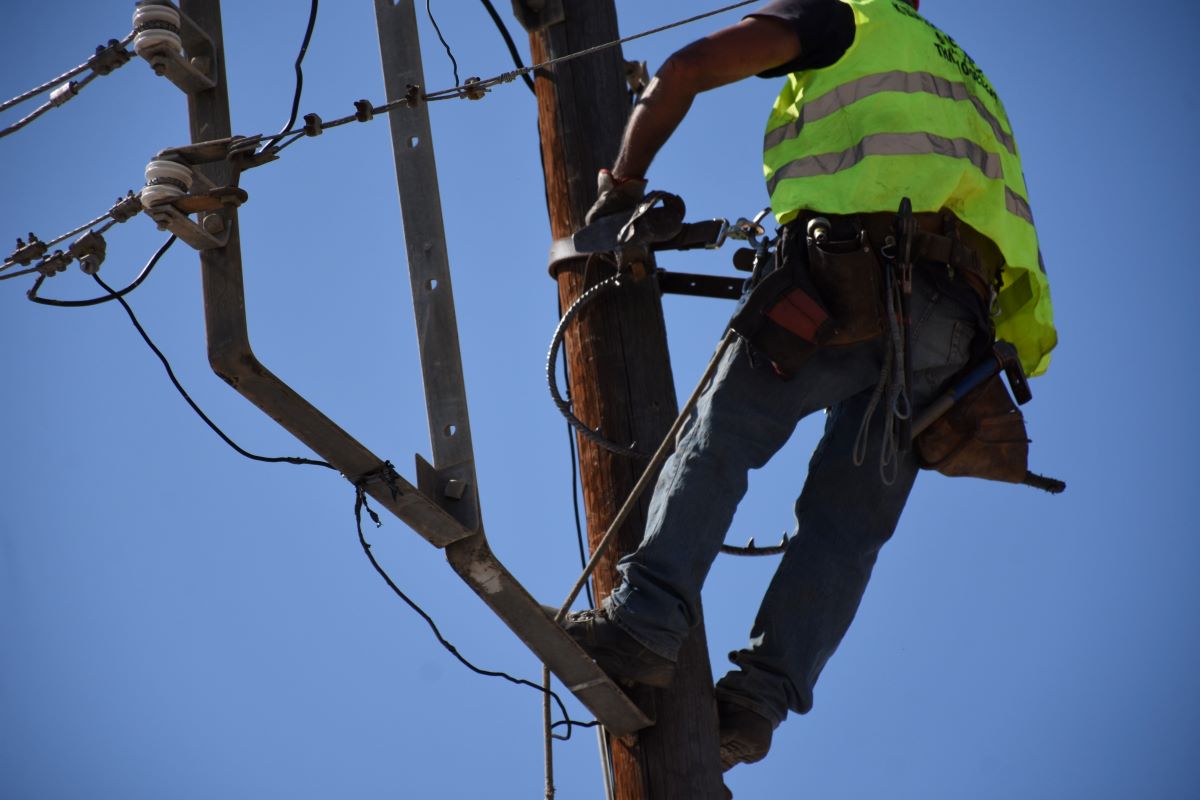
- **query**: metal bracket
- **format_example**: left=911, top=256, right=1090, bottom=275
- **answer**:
left=510, top=0, right=566, bottom=32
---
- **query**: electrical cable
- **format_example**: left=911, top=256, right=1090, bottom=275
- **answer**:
left=423, top=0, right=757, bottom=101
left=478, top=0, right=536, bottom=95
left=27, top=234, right=175, bottom=307
left=252, top=0, right=757, bottom=151
left=0, top=73, right=100, bottom=140
left=352, top=487, right=594, bottom=741
left=0, top=265, right=43, bottom=282
left=262, top=0, right=319, bottom=153
left=90, top=271, right=334, bottom=470
left=0, top=32, right=133, bottom=114
left=425, top=0, right=461, bottom=88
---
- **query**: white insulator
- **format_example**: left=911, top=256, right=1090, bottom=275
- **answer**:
left=141, top=159, right=193, bottom=209
left=133, top=4, right=183, bottom=58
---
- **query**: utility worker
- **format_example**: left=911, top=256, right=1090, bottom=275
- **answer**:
left=562, top=0, right=1056, bottom=773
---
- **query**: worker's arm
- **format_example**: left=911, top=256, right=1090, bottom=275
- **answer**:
left=587, top=15, right=802, bottom=223
left=614, top=15, right=802, bottom=179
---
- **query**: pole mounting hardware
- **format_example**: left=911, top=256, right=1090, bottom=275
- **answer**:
left=510, top=0, right=566, bottom=32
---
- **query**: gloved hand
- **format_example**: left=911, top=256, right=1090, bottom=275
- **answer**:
left=584, top=169, right=648, bottom=225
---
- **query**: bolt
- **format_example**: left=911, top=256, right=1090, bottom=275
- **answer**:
left=190, top=56, right=211, bottom=74
left=202, top=214, right=225, bottom=235
left=444, top=479, right=468, bottom=501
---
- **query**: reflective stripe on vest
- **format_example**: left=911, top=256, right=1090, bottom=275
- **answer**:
left=763, top=0, right=1056, bottom=376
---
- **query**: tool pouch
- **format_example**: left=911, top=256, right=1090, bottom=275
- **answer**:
left=728, top=235, right=833, bottom=377
left=915, top=373, right=1030, bottom=483
left=805, top=235, right=887, bottom=346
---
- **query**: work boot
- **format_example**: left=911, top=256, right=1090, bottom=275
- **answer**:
left=717, top=697, right=775, bottom=772
left=559, top=607, right=677, bottom=689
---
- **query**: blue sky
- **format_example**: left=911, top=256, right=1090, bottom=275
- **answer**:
left=2, top=1, right=1198, bottom=798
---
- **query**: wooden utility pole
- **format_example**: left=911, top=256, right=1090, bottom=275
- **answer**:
left=522, top=2, right=725, bottom=798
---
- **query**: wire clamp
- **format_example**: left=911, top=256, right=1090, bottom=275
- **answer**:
left=89, top=38, right=134, bottom=76
left=461, top=78, right=487, bottom=100
left=303, top=112, right=323, bottom=137
left=35, top=250, right=73, bottom=278
left=109, top=191, right=144, bottom=223
left=8, top=234, right=48, bottom=266
left=69, top=231, right=108, bottom=275
left=404, top=84, right=422, bottom=108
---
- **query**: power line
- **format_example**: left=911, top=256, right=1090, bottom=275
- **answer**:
left=252, top=0, right=757, bottom=157
left=0, top=35, right=134, bottom=139
left=478, top=0, right=536, bottom=95
left=423, top=0, right=757, bottom=101
left=0, top=33, right=133, bottom=114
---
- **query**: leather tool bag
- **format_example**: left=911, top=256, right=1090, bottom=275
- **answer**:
left=915, top=373, right=1030, bottom=483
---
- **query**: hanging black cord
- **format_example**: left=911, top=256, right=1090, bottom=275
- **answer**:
left=353, top=487, right=593, bottom=740
left=90, top=271, right=333, bottom=469
left=27, top=235, right=176, bottom=307
left=478, top=0, right=536, bottom=95
left=425, top=0, right=461, bottom=88
left=263, top=0, right=319, bottom=153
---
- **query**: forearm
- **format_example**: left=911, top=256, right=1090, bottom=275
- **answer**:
left=611, top=62, right=700, bottom=180
left=608, top=17, right=803, bottom=181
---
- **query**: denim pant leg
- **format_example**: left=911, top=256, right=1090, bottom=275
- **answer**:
left=605, top=336, right=882, bottom=660
left=716, top=273, right=980, bottom=726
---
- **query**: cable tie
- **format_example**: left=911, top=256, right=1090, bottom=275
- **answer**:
left=353, top=99, right=374, bottom=122
left=8, top=233, right=48, bottom=266
left=303, top=112, right=323, bottom=136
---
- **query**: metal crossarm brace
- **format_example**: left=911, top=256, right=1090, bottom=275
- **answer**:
left=174, top=0, right=646, bottom=736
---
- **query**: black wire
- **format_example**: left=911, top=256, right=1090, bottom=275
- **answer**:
left=353, top=488, right=592, bottom=740
left=263, top=0, right=319, bottom=152
left=27, top=235, right=176, bottom=307
left=91, top=272, right=334, bottom=470
left=425, top=0, right=461, bottom=88
left=478, top=0, right=536, bottom=95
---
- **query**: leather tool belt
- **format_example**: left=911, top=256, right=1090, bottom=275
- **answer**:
left=729, top=209, right=1001, bottom=377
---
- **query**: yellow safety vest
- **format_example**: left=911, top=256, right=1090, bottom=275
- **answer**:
left=764, top=0, right=1056, bottom=376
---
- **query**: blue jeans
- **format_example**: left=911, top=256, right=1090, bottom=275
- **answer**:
left=605, top=267, right=978, bottom=726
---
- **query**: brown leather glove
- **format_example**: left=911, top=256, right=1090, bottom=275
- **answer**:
left=584, top=169, right=648, bottom=225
